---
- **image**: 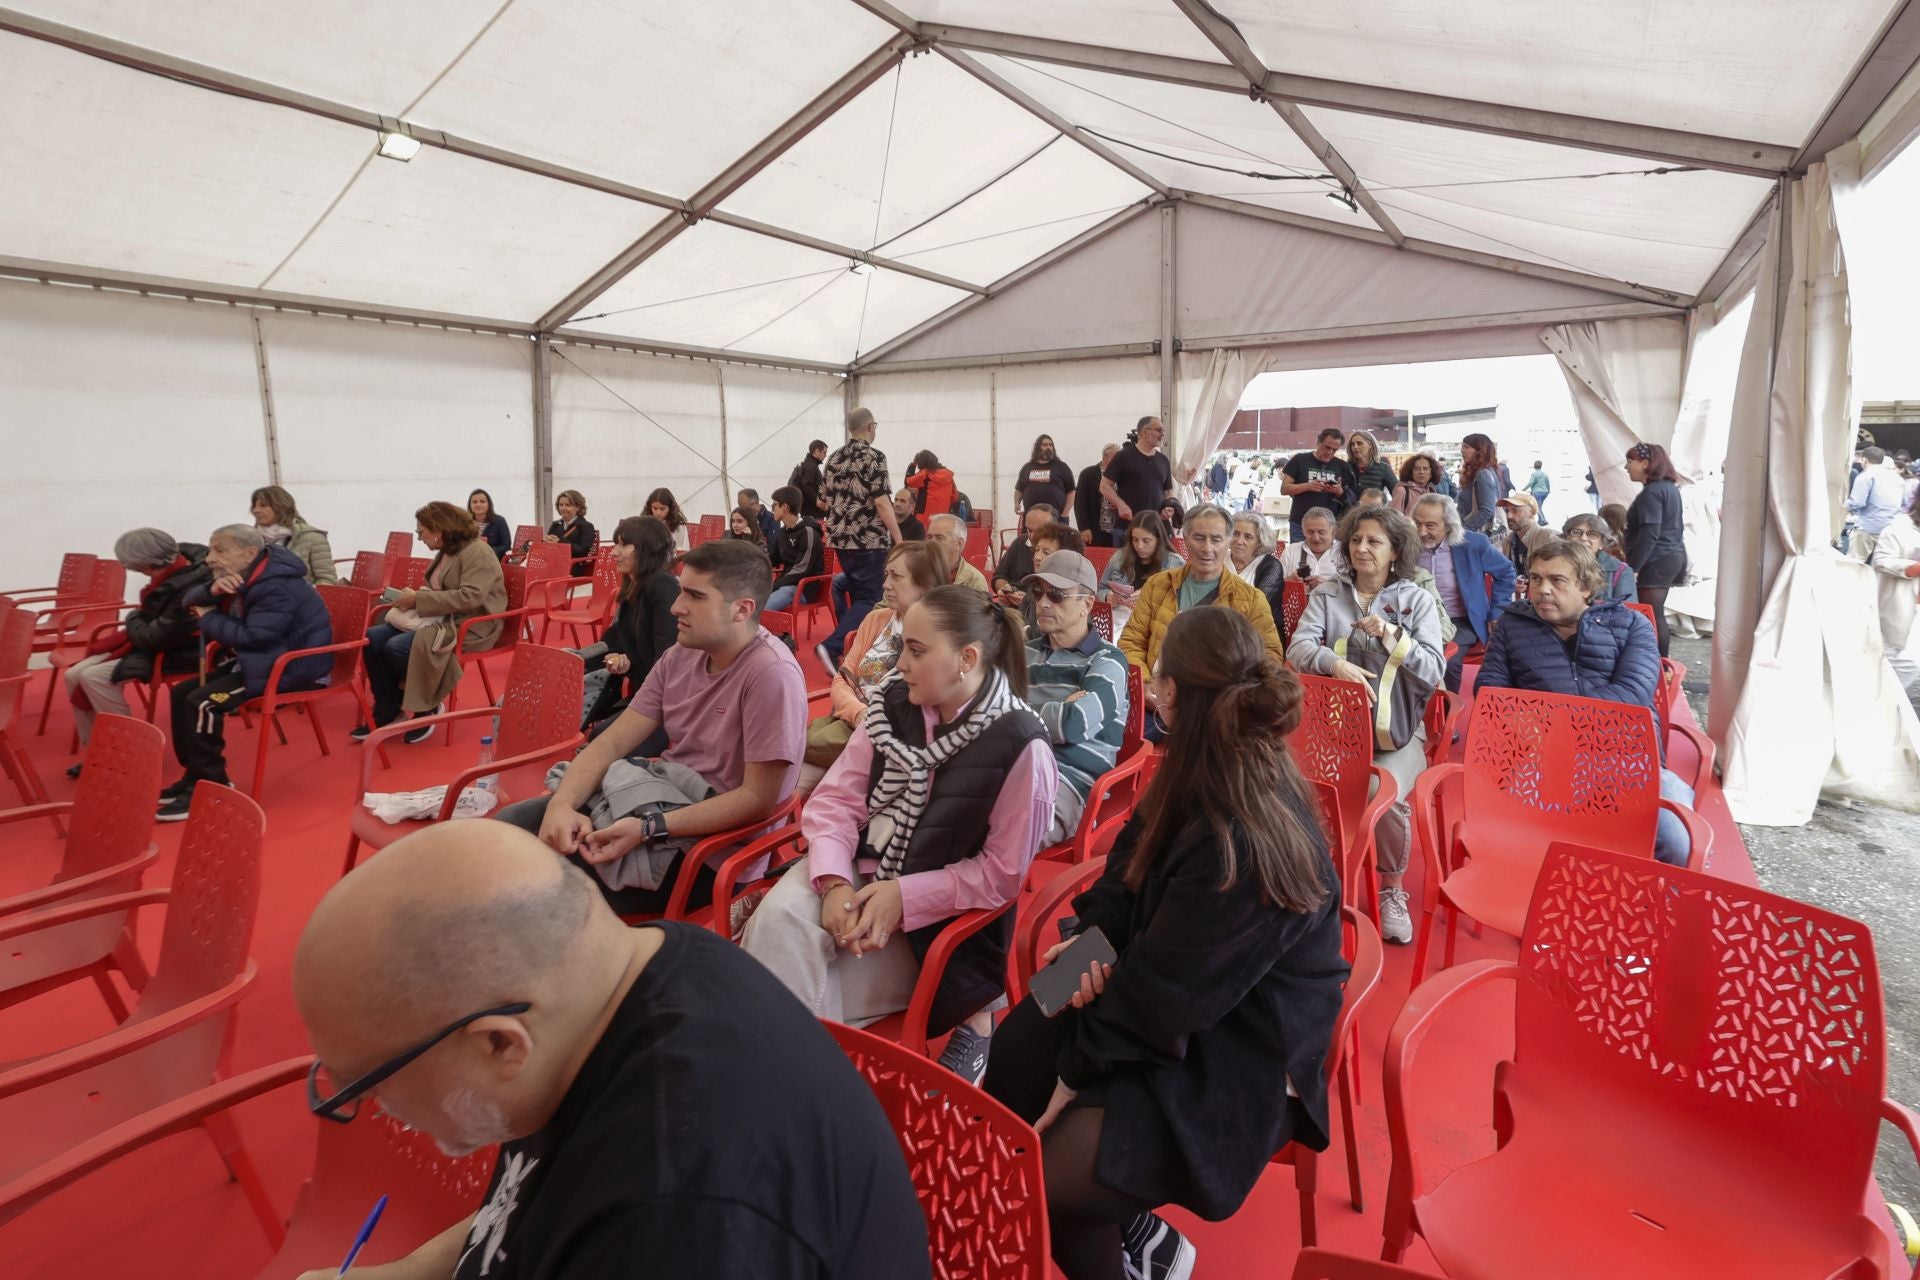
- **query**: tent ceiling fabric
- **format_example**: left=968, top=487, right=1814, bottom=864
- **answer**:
left=0, top=0, right=1907, bottom=362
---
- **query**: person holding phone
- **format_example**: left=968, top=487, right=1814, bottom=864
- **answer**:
left=983, top=607, right=1346, bottom=1280
left=1286, top=505, right=1444, bottom=946
left=741, top=586, right=1056, bottom=1087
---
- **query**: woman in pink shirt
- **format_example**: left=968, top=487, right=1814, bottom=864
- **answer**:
left=742, top=585, right=1057, bottom=1085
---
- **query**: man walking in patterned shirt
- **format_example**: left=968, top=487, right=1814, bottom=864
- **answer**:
left=816, top=406, right=902, bottom=670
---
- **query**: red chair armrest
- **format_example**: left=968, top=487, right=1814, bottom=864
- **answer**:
left=1009, top=860, right=1107, bottom=1003
left=530, top=576, right=590, bottom=612
left=455, top=606, right=531, bottom=649
left=706, top=824, right=809, bottom=936
left=1384, top=959, right=1519, bottom=1210
left=1408, top=764, right=1461, bottom=910
left=1068, top=749, right=1147, bottom=863
left=662, top=796, right=802, bottom=920
left=0, top=1056, right=309, bottom=1229
left=1667, top=721, right=1717, bottom=789
left=0, top=887, right=168, bottom=944
left=0, top=802, right=77, bottom=832
left=433, top=735, right=585, bottom=821
left=0, top=853, right=157, bottom=917
left=1659, top=798, right=1714, bottom=872
left=897, top=900, right=1018, bottom=1057
left=0, top=964, right=256, bottom=1101
left=43, top=601, right=126, bottom=635
left=1358, top=762, right=1400, bottom=859
left=1, top=586, right=60, bottom=603
left=258, top=638, right=369, bottom=710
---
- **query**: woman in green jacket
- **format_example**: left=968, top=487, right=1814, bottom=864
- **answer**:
left=250, top=484, right=338, bottom=585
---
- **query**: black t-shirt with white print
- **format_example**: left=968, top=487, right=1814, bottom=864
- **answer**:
left=451, top=923, right=928, bottom=1280
left=1016, top=458, right=1076, bottom=516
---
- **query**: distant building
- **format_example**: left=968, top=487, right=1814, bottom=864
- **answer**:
left=1218, top=405, right=1407, bottom=452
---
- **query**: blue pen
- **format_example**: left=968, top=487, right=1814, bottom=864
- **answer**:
left=339, top=1194, right=389, bottom=1274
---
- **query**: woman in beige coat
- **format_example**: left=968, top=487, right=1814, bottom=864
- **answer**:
left=354, top=501, right=507, bottom=744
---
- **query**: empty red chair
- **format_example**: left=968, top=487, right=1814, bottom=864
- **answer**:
left=1383, top=844, right=1919, bottom=1279
left=969, top=506, right=992, bottom=530
left=342, top=644, right=584, bottom=875
left=1407, top=687, right=1712, bottom=984
left=450, top=562, right=534, bottom=712
left=30, top=560, right=128, bottom=731
left=1282, top=578, right=1310, bottom=639
left=792, top=546, right=840, bottom=639
left=0, top=608, right=52, bottom=811
left=347, top=551, right=388, bottom=591
left=539, top=553, right=620, bottom=646
left=1289, top=673, right=1401, bottom=922
left=383, top=530, right=413, bottom=564
left=3, top=551, right=95, bottom=609
left=0, top=1056, right=495, bottom=1267
left=824, top=1020, right=1049, bottom=1277
left=1292, top=1250, right=1428, bottom=1279
left=241, top=584, right=375, bottom=797
left=0, top=783, right=271, bottom=1228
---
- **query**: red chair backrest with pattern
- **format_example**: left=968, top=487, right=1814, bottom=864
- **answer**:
left=1289, top=673, right=1375, bottom=839
left=391, top=557, right=431, bottom=590
left=313, top=586, right=373, bottom=684
left=1121, top=663, right=1144, bottom=757
left=1519, top=844, right=1883, bottom=1226
left=491, top=565, right=528, bottom=654
left=494, top=645, right=583, bottom=760
left=62, top=714, right=165, bottom=879
left=54, top=552, right=98, bottom=601
left=0, top=608, right=34, bottom=728
left=970, top=507, right=992, bottom=529
left=1089, top=601, right=1113, bottom=642
left=1282, top=579, right=1310, bottom=639
left=384, top=532, right=413, bottom=561
left=85, top=559, right=127, bottom=605
left=523, top=543, right=570, bottom=581
left=761, top=610, right=794, bottom=639
left=512, top=524, right=542, bottom=550
left=348, top=553, right=388, bottom=591
left=1464, top=687, right=1659, bottom=863
left=825, top=1020, right=1048, bottom=1277
left=1084, top=544, right=1116, bottom=576
left=138, top=783, right=263, bottom=1020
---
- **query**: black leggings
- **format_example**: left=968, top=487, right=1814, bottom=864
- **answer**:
left=1635, top=552, right=1686, bottom=657
left=984, top=998, right=1156, bottom=1280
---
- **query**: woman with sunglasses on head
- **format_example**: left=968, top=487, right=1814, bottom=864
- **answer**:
left=984, top=606, right=1345, bottom=1280
left=1623, top=442, right=1687, bottom=656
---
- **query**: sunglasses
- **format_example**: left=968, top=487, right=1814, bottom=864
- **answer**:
left=307, top=1001, right=532, bottom=1124
left=1028, top=585, right=1091, bottom=605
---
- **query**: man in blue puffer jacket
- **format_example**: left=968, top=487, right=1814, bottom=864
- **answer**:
left=1476, top=537, right=1696, bottom=865
left=160, top=524, right=332, bottom=820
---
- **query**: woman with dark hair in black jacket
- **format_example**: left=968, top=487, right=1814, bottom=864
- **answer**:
left=1624, top=441, right=1687, bottom=656
left=468, top=489, right=511, bottom=558
left=984, top=607, right=1346, bottom=1280
left=577, top=515, right=679, bottom=733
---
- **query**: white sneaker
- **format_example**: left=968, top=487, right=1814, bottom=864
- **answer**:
left=1378, top=887, right=1413, bottom=945
left=1120, top=1213, right=1196, bottom=1280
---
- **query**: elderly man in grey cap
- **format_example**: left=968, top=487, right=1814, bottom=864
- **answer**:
left=1022, top=550, right=1132, bottom=845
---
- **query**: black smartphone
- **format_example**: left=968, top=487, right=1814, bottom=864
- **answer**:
left=1030, top=926, right=1116, bottom=1018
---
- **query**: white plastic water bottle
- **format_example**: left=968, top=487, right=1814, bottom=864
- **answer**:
left=474, top=735, right=499, bottom=800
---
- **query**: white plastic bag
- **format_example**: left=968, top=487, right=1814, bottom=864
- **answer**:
left=363, top=785, right=498, bottom=824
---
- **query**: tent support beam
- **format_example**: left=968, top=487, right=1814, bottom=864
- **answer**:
left=545, top=331, right=850, bottom=376
left=1159, top=204, right=1177, bottom=429
left=851, top=199, right=1158, bottom=369
left=858, top=342, right=1159, bottom=375
left=1795, top=0, right=1920, bottom=169
left=1165, top=0, right=1404, bottom=245
left=249, top=314, right=281, bottom=486
left=538, top=36, right=917, bottom=329
left=915, top=25, right=1793, bottom=177
left=1188, top=301, right=1682, bottom=351
left=533, top=340, right=554, bottom=517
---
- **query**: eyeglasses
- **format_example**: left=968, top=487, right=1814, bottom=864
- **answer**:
left=1029, top=586, right=1091, bottom=605
left=307, top=1001, right=531, bottom=1123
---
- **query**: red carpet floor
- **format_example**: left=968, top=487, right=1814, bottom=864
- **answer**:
left=0, top=643, right=1883, bottom=1279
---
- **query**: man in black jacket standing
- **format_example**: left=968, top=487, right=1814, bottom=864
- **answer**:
left=788, top=439, right=829, bottom=520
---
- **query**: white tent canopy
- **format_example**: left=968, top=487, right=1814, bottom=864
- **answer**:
left=6, top=0, right=1920, bottom=820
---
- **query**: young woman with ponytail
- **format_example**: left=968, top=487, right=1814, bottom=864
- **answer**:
left=983, top=607, right=1347, bottom=1280
left=741, top=585, right=1057, bottom=1084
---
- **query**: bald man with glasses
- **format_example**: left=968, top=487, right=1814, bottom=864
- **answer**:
left=294, top=821, right=927, bottom=1280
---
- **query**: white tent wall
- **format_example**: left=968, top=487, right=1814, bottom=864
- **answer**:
left=258, top=314, right=535, bottom=562
left=717, top=364, right=848, bottom=514
left=992, top=357, right=1164, bottom=521
left=548, top=346, right=726, bottom=527
left=0, top=279, right=268, bottom=590
left=852, top=369, right=996, bottom=522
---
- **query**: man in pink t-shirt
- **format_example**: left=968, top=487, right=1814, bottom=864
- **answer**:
left=497, top=540, right=806, bottom=914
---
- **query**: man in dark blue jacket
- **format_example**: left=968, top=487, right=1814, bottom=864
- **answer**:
left=1411, top=493, right=1514, bottom=691
left=161, top=524, right=332, bottom=820
left=1475, top=538, right=1695, bottom=866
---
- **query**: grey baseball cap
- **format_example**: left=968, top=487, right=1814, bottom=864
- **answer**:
left=1024, top=550, right=1098, bottom=595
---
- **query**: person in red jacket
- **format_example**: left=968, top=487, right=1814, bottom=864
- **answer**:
left=903, top=449, right=955, bottom=516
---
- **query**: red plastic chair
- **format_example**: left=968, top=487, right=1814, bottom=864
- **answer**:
left=1282, top=578, right=1310, bottom=639
left=700, top=514, right=725, bottom=542
left=3, top=551, right=95, bottom=609
left=1272, top=907, right=1380, bottom=1247
left=506, top=522, right=543, bottom=562
left=1383, top=844, right=1920, bottom=1279
left=1421, top=688, right=1463, bottom=768
left=1292, top=1250, right=1428, bottom=1279
left=386, top=555, right=431, bottom=591
left=1408, top=687, right=1713, bottom=987
left=1289, top=673, right=1400, bottom=924
left=0, top=608, right=52, bottom=812
left=341, top=644, right=585, bottom=875
left=0, top=783, right=271, bottom=1231
left=969, top=507, right=993, bottom=530
left=240, top=584, right=374, bottom=798
left=0, top=1057, right=496, bottom=1269
left=1009, top=853, right=1108, bottom=1005
left=449, top=563, right=534, bottom=714
left=632, top=795, right=804, bottom=930
left=382, top=530, right=413, bottom=568
left=793, top=546, right=840, bottom=639
left=1084, top=544, right=1116, bottom=576
left=1625, top=599, right=1657, bottom=631
left=539, top=554, right=620, bottom=646
left=761, top=609, right=795, bottom=642
left=1088, top=600, right=1114, bottom=641
left=824, top=1020, right=1049, bottom=1278
left=347, top=551, right=388, bottom=591
left=30, top=558, right=124, bottom=650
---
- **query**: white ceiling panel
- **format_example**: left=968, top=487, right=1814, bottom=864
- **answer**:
left=1214, top=0, right=1901, bottom=146
left=1309, top=107, right=1774, bottom=292
left=897, top=0, right=1227, bottom=62
left=269, top=145, right=660, bottom=320
left=568, top=221, right=969, bottom=362
left=409, top=0, right=895, bottom=197
left=0, top=34, right=371, bottom=285
left=12, top=0, right=503, bottom=115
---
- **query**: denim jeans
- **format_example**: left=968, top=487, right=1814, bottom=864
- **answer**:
left=363, top=622, right=416, bottom=725
left=766, top=583, right=797, bottom=612
left=823, top=548, right=886, bottom=664
left=1655, top=767, right=1696, bottom=867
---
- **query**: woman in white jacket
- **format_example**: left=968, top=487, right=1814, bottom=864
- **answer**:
left=1285, top=505, right=1445, bottom=945
left=1869, top=494, right=1920, bottom=692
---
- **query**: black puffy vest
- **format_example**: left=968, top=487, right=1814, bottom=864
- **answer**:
left=864, top=678, right=1045, bottom=1036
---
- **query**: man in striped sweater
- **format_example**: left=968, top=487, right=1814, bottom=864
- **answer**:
left=1021, top=551, right=1131, bottom=845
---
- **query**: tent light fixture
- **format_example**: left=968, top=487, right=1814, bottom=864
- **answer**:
left=849, top=259, right=873, bottom=276
left=377, top=131, right=422, bottom=162
left=1326, top=188, right=1359, bottom=214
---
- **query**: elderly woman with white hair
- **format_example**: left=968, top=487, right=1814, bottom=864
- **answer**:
left=61, top=528, right=214, bottom=774
left=1228, top=509, right=1288, bottom=640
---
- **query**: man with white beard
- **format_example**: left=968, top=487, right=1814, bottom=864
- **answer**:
left=292, top=821, right=927, bottom=1280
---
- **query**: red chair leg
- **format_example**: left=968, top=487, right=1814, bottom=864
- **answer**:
left=200, top=1111, right=286, bottom=1251
left=477, top=659, right=498, bottom=704
left=1443, top=907, right=1460, bottom=970
left=1410, top=907, right=1436, bottom=987
left=248, top=715, right=273, bottom=799
left=110, top=928, right=149, bottom=991
left=35, top=666, right=58, bottom=735
left=1295, top=1147, right=1320, bottom=1248
left=342, top=834, right=363, bottom=879
left=0, top=734, right=58, bottom=831
left=1338, top=1055, right=1363, bottom=1213
left=89, top=964, right=131, bottom=1023
left=306, top=703, right=330, bottom=757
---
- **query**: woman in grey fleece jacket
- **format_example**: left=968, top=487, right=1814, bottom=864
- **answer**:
left=1284, top=505, right=1444, bottom=944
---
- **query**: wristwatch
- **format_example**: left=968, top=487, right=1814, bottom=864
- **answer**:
left=638, top=809, right=669, bottom=843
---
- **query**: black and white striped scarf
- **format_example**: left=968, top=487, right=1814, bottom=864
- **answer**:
left=861, top=669, right=1021, bottom=879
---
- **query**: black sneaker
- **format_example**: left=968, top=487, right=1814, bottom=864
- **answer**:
left=935, top=1024, right=992, bottom=1087
left=66, top=762, right=83, bottom=780
left=350, top=723, right=373, bottom=742
left=158, top=776, right=192, bottom=801
left=155, top=789, right=194, bottom=823
left=1120, top=1212, right=1196, bottom=1280
left=402, top=718, right=437, bottom=745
